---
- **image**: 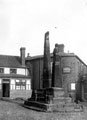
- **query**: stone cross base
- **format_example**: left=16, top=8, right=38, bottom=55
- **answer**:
left=24, top=87, right=83, bottom=112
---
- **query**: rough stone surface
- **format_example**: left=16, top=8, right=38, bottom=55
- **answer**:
left=43, top=31, right=51, bottom=88
left=24, top=87, right=83, bottom=112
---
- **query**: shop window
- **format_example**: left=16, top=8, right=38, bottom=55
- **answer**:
left=10, top=69, right=17, bottom=74
left=16, top=79, right=26, bottom=90
left=0, top=68, right=4, bottom=73
left=21, top=86, right=25, bottom=90
left=16, top=86, right=21, bottom=90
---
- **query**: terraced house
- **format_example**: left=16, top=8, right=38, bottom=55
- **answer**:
left=0, top=47, right=32, bottom=99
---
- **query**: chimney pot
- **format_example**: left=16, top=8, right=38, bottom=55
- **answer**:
left=20, top=47, right=25, bottom=66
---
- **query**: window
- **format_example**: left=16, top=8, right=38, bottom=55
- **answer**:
left=16, top=79, right=20, bottom=90
left=16, top=79, right=26, bottom=90
left=11, top=85, right=15, bottom=90
left=26, top=79, right=31, bottom=90
left=15, top=79, right=31, bottom=90
left=71, top=83, right=75, bottom=90
left=10, top=69, right=17, bottom=74
left=0, top=68, right=4, bottom=73
left=21, top=86, right=25, bottom=90
left=10, top=79, right=15, bottom=90
left=16, top=86, right=20, bottom=90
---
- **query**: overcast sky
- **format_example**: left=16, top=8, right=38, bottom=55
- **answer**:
left=0, top=0, right=87, bottom=63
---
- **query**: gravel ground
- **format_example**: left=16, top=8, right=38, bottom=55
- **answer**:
left=0, top=100, right=87, bottom=120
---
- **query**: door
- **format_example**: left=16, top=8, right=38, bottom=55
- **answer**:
left=2, top=79, right=10, bottom=97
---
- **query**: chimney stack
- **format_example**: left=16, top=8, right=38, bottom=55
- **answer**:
left=20, top=47, right=25, bottom=66
left=58, top=44, right=64, bottom=53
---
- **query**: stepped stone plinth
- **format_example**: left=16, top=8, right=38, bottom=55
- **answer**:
left=24, top=87, right=83, bottom=112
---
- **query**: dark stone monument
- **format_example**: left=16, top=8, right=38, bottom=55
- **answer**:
left=52, top=44, right=62, bottom=87
left=24, top=32, right=83, bottom=112
left=43, top=31, right=51, bottom=88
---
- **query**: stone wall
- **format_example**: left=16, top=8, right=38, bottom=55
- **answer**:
left=10, top=90, right=32, bottom=99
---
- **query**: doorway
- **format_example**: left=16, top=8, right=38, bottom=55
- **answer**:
left=2, top=79, right=10, bottom=97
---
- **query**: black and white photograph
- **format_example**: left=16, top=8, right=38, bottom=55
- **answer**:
left=0, top=0, right=87, bottom=120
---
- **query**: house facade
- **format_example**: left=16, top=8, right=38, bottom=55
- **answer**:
left=0, top=48, right=32, bottom=99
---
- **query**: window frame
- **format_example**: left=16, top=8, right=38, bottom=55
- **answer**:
left=15, top=79, right=26, bottom=90
left=10, top=68, right=17, bottom=74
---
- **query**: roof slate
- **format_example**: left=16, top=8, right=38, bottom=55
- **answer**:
left=0, top=55, right=25, bottom=68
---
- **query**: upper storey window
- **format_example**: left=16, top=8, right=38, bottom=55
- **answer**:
left=10, top=68, right=17, bottom=74
left=0, top=68, right=4, bottom=73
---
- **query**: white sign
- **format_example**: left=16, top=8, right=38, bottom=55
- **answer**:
left=63, top=67, right=71, bottom=73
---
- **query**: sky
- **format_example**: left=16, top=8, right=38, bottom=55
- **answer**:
left=0, top=0, right=87, bottom=63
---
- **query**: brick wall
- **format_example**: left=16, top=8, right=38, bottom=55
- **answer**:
left=61, top=56, right=77, bottom=92
left=61, top=55, right=87, bottom=100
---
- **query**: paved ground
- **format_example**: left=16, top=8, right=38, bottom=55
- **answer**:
left=0, top=100, right=87, bottom=120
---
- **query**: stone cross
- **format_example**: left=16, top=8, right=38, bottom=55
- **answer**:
left=43, top=31, right=51, bottom=88
left=52, top=44, right=62, bottom=87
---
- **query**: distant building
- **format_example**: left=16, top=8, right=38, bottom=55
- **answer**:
left=0, top=47, right=32, bottom=99
left=26, top=44, right=87, bottom=101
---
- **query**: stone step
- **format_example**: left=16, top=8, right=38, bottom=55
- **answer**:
left=34, top=95, right=72, bottom=104
left=24, top=100, right=83, bottom=112
left=52, top=97, right=72, bottom=104
left=36, top=89, right=45, bottom=97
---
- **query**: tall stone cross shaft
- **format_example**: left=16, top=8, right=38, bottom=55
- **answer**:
left=43, top=31, right=51, bottom=88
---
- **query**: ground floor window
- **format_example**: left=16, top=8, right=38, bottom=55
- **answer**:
left=16, top=79, right=26, bottom=90
left=10, top=79, right=31, bottom=90
left=71, top=83, right=76, bottom=90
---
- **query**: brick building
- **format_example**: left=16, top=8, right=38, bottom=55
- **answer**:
left=0, top=48, right=32, bottom=99
left=26, top=44, right=87, bottom=101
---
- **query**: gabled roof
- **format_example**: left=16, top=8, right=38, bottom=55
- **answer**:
left=0, top=55, right=26, bottom=68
